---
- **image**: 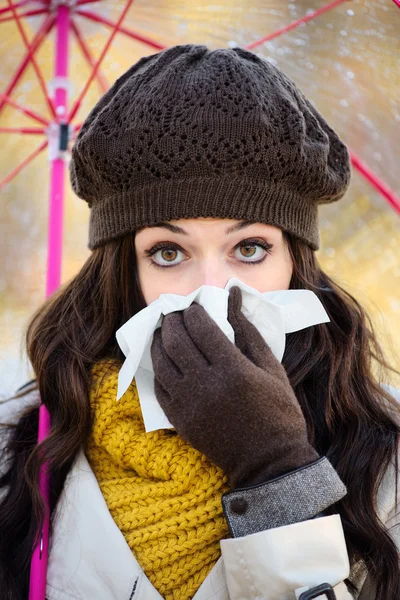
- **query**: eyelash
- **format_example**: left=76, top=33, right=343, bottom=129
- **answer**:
left=144, top=238, right=273, bottom=270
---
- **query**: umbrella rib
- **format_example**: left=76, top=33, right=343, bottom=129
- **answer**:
left=70, top=19, right=109, bottom=94
left=350, top=152, right=400, bottom=214
left=0, top=139, right=48, bottom=191
left=0, top=0, right=31, bottom=16
left=76, top=0, right=102, bottom=5
left=6, top=0, right=57, bottom=119
left=0, top=126, right=45, bottom=134
left=75, top=8, right=166, bottom=50
left=0, top=14, right=54, bottom=115
left=0, top=92, right=50, bottom=126
left=68, top=0, right=135, bottom=123
left=0, top=7, right=48, bottom=23
left=246, top=0, right=351, bottom=49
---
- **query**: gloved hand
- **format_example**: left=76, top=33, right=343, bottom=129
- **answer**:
left=150, top=286, right=319, bottom=488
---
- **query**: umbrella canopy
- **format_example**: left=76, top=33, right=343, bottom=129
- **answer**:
left=1, top=0, right=399, bottom=396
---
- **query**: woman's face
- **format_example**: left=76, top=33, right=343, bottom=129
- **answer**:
left=135, top=217, right=293, bottom=305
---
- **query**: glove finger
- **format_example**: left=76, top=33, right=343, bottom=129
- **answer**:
left=161, top=311, right=210, bottom=372
left=153, top=376, right=177, bottom=419
left=182, top=303, right=243, bottom=366
left=226, top=286, right=248, bottom=356
left=227, top=286, right=278, bottom=370
left=150, top=327, right=183, bottom=388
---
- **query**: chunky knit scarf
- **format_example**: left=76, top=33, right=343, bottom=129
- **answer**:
left=85, top=360, right=231, bottom=600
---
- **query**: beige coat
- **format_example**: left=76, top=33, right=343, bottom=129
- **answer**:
left=1, top=385, right=399, bottom=600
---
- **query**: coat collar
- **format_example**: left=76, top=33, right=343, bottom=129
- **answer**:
left=46, top=448, right=229, bottom=600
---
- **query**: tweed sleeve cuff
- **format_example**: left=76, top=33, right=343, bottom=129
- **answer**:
left=221, top=457, right=347, bottom=538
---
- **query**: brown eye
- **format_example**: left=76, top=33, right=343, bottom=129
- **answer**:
left=233, top=239, right=273, bottom=264
left=149, top=245, right=186, bottom=267
left=161, top=249, right=178, bottom=262
left=240, top=244, right=257, bottom=258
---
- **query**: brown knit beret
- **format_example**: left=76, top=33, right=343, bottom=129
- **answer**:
left=70, top=44, right=351, bottom=251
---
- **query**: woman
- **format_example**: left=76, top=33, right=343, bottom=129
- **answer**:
left=1, top=44, right=399, bottom=600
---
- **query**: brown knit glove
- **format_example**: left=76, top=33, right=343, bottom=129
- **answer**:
left=150, top=286, right=319, bottom=488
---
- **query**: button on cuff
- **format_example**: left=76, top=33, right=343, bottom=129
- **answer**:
left=230, top=498, right=248, bottom=515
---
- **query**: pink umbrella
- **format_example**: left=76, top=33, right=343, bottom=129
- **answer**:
left=0, top=1, right=399, bottom=598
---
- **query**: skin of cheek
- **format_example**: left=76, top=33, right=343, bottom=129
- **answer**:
left=135, top=228, right=293, bottom=305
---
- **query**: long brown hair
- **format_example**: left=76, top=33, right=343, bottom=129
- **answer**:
left=0, top=230, right=399, bottom=599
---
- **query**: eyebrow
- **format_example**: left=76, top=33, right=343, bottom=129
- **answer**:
left=148, top=220, right=257, bottom=236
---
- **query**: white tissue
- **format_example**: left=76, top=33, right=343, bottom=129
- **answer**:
left=115, top=277, right=330, bottom=432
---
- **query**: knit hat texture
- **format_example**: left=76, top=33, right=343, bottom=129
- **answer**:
left=70, top=44, right=351, bottom=251
left=85, top=359, right=230, bottom=600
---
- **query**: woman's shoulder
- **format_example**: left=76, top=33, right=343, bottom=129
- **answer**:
left=0, top=382, right=40, bottom=484
left=375, top=384, right=400, bottom=528
left=0, top=380, right=40, bottom=425
left=382, top=383, right=400, bottom=404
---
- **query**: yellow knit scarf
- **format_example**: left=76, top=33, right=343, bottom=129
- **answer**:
left=85, top=360, right=231, bottom=600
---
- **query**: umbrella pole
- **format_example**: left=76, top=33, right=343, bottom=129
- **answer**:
left=46, top=4, right=70, bottom=298
left=29, top=4, right=70, bottom=599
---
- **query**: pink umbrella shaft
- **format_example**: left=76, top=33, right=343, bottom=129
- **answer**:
left=28, top=404, right=51, bottom=600
left=29, top=4, right=70, bottom=600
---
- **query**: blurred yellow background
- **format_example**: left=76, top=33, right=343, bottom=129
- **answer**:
left=0, top=0, right=399, bottom=395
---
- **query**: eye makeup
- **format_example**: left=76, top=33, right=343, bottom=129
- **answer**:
left=143, top=237, right=273, bottom=269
